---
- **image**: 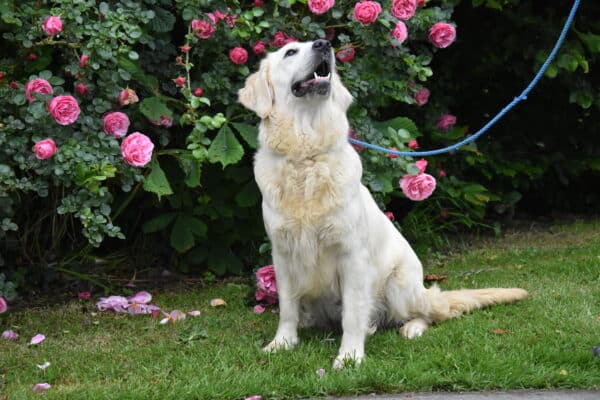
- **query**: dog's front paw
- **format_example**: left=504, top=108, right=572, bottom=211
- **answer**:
left=400, top=318, right=428, bottom=339
left=332, top=352, right=363, bottom=370
left=263, top=336, right=298, bottom=353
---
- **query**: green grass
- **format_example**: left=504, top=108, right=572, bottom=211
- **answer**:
left=2, top=220, right=600, bottom=399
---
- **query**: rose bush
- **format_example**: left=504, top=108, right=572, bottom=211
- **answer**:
left=2, top=0, right=595, bottom=283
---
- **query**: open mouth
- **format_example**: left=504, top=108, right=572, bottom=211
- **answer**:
left=291, top=59, right=332, bottom=97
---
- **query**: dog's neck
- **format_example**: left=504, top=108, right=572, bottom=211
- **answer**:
left=259, top=102, right=349, bottom=160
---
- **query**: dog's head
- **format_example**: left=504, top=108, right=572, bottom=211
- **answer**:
left=238, top=40, right=353, bottom=118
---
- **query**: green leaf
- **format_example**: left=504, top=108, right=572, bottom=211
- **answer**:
left=231, top=122, right=259, bottom=149
left=149, top=7, right=176, bottom=33
left=188, top=217, right=207, bottom=238
left=207, top=248, right=243, bottom=275
left=177, top=154, right=202, bottom=188
left=374, top=117, right=420, bottom=138
left=143, top=159, right=174, bottom=200
left=139, top=96, right=173, bottom=123
left=207, top=125, right=244, bottom=168
left=117, top=55, right=159, bottom=92
left=235, top=181, right=261, bottom=207
left=142, top=212, right=177, bottom=233
left=170, top=215, right=194, bottom=253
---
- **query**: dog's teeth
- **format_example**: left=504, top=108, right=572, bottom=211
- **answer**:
left=314, top=72, right=318, bottom=79
left=327, top=72, right=331, bottom=79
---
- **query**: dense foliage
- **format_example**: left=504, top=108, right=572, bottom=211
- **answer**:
left=0, top=0, right=597, bottom=290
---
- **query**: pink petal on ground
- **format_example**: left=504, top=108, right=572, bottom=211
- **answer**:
left=316, top=368, right=326, bottom=376
left=128, top=291, right=152, bottom=304
left=32, top=383, right=51, bottom=391
left=253, top=305, right=265, bottom=314
left=96, top=295, right=129, bottom=312
left=245, top=396, right=262, bottom=400
left=36, top=361, right=51, bottom=370
left=0, top=296, right=7, bottom=313
left=170, top=310, right=186, bottom=322
left=78, top=291, right=91, bottom=299
left=187, top=310, right=201, bottom=317
left=210, top=298, right=227, bottom=307
left=30, top=334, right=46, bottom=345
left=159, top=317, right=170, bottom=325
left=2, top=330, right=19, bottom=340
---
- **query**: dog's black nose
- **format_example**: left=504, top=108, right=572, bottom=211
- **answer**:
left=313, top=39, right=331, bottom=52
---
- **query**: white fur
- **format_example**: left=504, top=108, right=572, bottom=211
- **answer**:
left=238, top=41, right=528, bottom=369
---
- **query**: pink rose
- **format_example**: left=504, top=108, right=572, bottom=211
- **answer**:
left=417, top=0, right=426, bottom=6
left=436, top=114, right=457, bottom=131
left=308, top=0, right=335, bottom=15
left=33, top=138, right=57, bottom=160
left=75, top=83, right=88, bottom=95
left=0, top=71, right=4, bottom=80
left=391, top=0, right=416, bottom=20
left=174, top=76, right=186, bottom=86
left=387, top=147, right=398, bottom=159
left=193, top=87, right=204, bottom=97
left=336, top=46, right=355, bottom=63
left=255, top=265, right=277, bottom=305
left=385, top=211, right=395, bottom=221
left=415, top=158, right=428, bottom=173
left=80, top=54, right=89, bottom=68
left=414, top=87, right=430, bottom=106
left=118, top=88, right=139, bottom=106
left=42, top=16, right=62, bottom=36
left=408, top=139, right=418, bottom=149
left=207, top=10, right=227, bottom=24
left=253, top=41, right=266, bottom=56
left=399, top=173, right=436, bottom=201
left=121, top=132, right=154, bottom=167
left=103, top=112, right=130, bottom=138
left=353, top=1, right=382, bottom=25
left=78, top=291, right=91, bottom=299
left=429, top=22, right=456, bottom=48
left=48, top=95, right=80, bottom=125
left=254, top=0, right=263, bottom=6
left=253, top=304, right=266, bottom=314
left=438, top=169, right=447, bottom=177
left=229, top=47, right=248, bottom=65
left=28, top=53, right=38, bottom=61
left=0, top=297, right=7, bottom=313
left=391, top=21, right=408, bottom=45
left=348, top=129, right=363, bottom=152
left=399, top=159, right=436, bottom=201
left=25, top=78, right=53, bottom=102
left=225, top=14, right=237, bottom=28
left=191, top=19, right=215, bottom=39
left=271, top=31, right=296, bottom=48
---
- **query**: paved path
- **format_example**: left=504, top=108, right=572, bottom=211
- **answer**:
left=324, top=390, right=600, bottom=399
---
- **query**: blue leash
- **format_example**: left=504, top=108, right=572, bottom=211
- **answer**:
left=348, top=0, right=582, bottom=157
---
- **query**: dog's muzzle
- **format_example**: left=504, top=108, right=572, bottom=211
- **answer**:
left=291, top=40, right=333, bottom=98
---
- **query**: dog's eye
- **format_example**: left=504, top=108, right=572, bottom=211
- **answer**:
left=284, top=49, right=298, bottom=58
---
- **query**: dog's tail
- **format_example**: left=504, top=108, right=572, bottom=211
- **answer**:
left=424, top=285, right=528, bottom=322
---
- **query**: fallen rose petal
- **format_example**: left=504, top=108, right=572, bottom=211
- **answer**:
left=170, top=310, right=186, bottom=321
left=316, top=368, right=326, bottom=377
left=78, top=291, right=91, bottom=299
left=159, top=316, right=170, bottom=325
left=96, top=295, right=129, bottom=313
left=210, top=298, right=227, bottom=307
left=128, top=291, right=152, bottom=304
left=30, top=334, right=46, bottom=345
left=187, top=310, right=201, bottom=317
left=36, top=361, right=51, bottom=370
left=245, top=396, right=262, bottom=400
left=2, top=330, right=19, bottom=340
left=253, top=305, right=265, bottom=314
left=32, top=383, right=51, bottom=392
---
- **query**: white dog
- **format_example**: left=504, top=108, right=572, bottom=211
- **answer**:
left=239, top=40, right=527, bottom=369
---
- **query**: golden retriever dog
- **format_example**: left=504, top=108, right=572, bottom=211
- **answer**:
left=238, top=39, right=528, bottom=369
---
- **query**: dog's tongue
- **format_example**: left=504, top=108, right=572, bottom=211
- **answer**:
left=301, top=76, right=329, bottom=88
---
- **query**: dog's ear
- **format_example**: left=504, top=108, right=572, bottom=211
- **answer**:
left=331, top=72, right=353, bottom=112
left=238, top=59, right=274, bottom=118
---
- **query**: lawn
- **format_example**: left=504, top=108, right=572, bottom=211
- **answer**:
left=1, top=220, right=599, bottom=399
